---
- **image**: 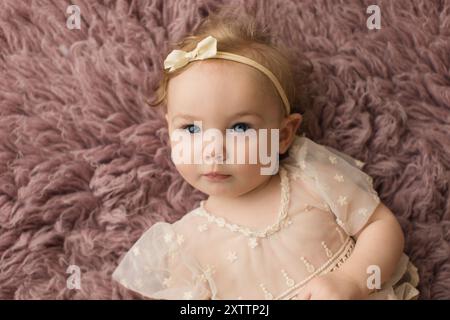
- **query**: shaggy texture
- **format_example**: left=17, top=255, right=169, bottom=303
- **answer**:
left=0, top=0, right=449, bottom=299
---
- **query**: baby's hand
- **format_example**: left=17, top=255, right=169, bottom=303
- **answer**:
left=295, top=270, right=369, bottom=300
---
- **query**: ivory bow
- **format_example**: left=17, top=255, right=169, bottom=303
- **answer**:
left=164, top=36, right=217, bottom=72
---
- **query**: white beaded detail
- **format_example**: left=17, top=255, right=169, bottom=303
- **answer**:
left=259, top=283, right=273, bottom=300
left=197, top=167, right=291, bottom=239
left=321, top=241, right=333, bottom=258
left=329, top=240, right=355, bottom=272
left=176, top=234, right=185, bottom=245
left=334, top=173, right=344, bottom=182
left=163, top=232, right=173, bottom=243
left=328, top=155, right=337, bottom=164
left=291, top=171, right=303, bottom=181
left=281, top=269, right=295, bottom=287
left=162, top=231, right=186, bottom=250
left=300, top=256, right=315, bottom=273
left=226, top=251, right=237, bottom=263
left=278, top=237, right=355, bottom=300
left=336, top=218, right=345, bottom=228
left=358, top=208, right=369, bottom=218
left=198, top=223, right=208, bottom=232
left=216, top=217, right=226, bottom=228
left=248, top=237, right=258, bottom=249
left=195, top=264, right=216, bottom=283
left=337, top=195, right=348, bottom=206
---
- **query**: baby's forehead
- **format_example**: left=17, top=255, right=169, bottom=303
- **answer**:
left=170, top=59, right=274, bottom=91
left=167, top=60, right=280, bottom=110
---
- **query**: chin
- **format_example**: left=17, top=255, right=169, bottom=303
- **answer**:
left=196, top=182, right=243, bottom=198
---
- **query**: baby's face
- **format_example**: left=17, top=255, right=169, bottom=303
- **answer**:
left=165, top=60, right=298, bottom=198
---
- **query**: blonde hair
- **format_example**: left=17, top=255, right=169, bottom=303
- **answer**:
left=148, top=8, right=313, bottom=135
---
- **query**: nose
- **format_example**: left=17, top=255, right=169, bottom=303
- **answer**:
left=205, top=150, right=224, bottom=162
left=203, top=134, right=227, bottom=164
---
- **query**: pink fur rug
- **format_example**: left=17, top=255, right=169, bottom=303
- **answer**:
left=0, top=0, right=449, bottom=299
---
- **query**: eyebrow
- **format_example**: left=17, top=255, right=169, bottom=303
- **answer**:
left=172, top=113, right=198, bottom=123
left=171, top=111, right=263, bottom=123
left=230, top=111, right=264, bottom=120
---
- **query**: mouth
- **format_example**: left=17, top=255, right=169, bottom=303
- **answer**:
left=202, top=172, right=231, bottom=181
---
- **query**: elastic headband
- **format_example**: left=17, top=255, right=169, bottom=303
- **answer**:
left=163, top=35, right=291, bottom=115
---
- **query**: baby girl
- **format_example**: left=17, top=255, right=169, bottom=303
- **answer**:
left=112, top=12, right=420, bottom=300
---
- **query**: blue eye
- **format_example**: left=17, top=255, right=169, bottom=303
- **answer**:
left=231, top=122, right=250, bottom=132
left=183, top=124, right=201, bottom=134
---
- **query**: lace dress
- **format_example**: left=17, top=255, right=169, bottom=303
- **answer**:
left=112, top=135, right=420, bottom=300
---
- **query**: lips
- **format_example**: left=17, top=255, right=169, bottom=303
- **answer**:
left=203, top=172, right=231, bottom=180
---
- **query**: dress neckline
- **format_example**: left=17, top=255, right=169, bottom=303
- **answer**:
left=197, top=165, right=290, bottom=239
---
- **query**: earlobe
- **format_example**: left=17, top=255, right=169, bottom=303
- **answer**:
left=280, top=113, right=302, bottom=154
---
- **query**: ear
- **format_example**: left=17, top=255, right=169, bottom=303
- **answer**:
left=279, top=113, right=302, bottom=154
left=165, top=113, right=171, bottom=132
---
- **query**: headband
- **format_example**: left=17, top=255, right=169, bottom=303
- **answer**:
left=163, top=35, right=291, bottom=115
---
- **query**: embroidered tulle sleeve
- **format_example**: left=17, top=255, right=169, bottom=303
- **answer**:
left=112, top=221, right=212, bottom=300
left=284, top=136, right=381, bottom=236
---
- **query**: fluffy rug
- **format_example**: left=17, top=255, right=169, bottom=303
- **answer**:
left=0, top=0, right=449, bottom=299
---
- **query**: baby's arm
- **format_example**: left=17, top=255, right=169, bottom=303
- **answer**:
left=296, top=202, right=404, bottom=299
left=335, top=202, right=405, bottom=296
left=291, top=139, right=406, bottom=299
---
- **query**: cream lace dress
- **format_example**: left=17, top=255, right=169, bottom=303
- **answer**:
left=112, top=135, right=420, bottom=300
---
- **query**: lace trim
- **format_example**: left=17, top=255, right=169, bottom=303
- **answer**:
left=196, top=166, right=290, bottom=239
left=328, top=241, right=354, bottom=273
left=276, top=236, right=356, bottom=300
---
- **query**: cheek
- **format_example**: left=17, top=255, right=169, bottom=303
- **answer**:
left=225, top=134, right=258, bottom=163
left=230, top=165, right=268, bottom=185
left=175, top=164, right=197, bottom=179
left=230, top=132, right=276, bottom=164
left=169, top=132, right=202, bottom=164
left=232, top=167, right=273, bottom=195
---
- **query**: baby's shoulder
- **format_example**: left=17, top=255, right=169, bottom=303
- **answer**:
left=282, top=135, right=373, bottom=187
left=132, top=206, right=206, bottom=259
left=165, top=205, right=209, bottom=241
